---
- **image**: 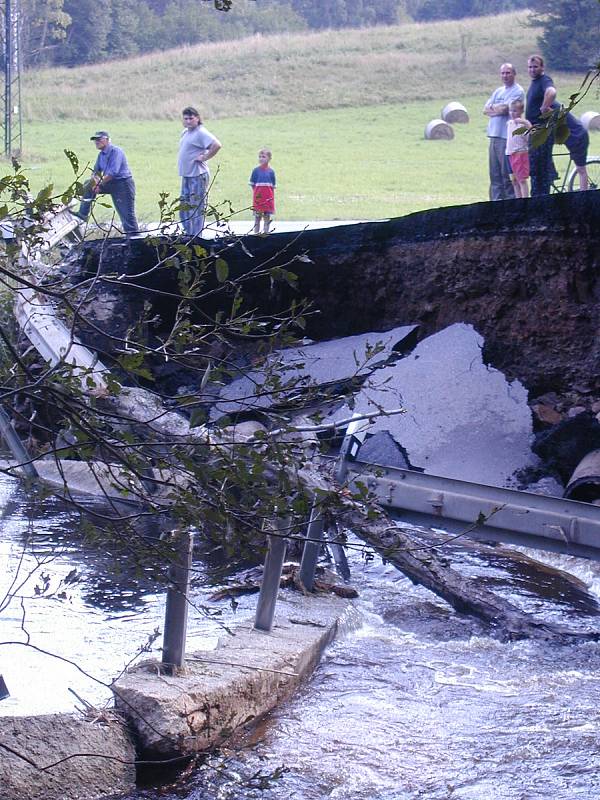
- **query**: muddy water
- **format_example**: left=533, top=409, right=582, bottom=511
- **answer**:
left=3, top=471, right=600, bottom=799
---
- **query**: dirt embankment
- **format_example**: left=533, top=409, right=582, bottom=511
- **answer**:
left=72, top=190, right=600, bottom=453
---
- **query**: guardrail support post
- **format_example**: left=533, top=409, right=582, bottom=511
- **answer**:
left=162, top=529, right=194, bottom=673
left=299, top=500, right=325, bottom=591
left=327, top=520, right=351, bottom=582
left=335, top=414, right=369, bottom=484
left=0, top=406, right=38, bottom=478
left=254, top=517, right=289, bottom=633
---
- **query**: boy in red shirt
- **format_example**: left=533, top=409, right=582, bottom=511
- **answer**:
left=249, top=148, right=276, bottom=234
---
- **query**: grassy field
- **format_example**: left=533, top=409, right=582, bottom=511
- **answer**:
left=10, top=11, right=599, bottom=222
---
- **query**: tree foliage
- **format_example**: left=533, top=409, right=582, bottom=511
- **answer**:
left=15, top=0, right=406, bottom=68
left=0, top=156, right=353, bottom=567
left=290, top=0, right=399, bottom=28
left=18, top=0, right=307, bottom=66
left=20, top=0, right=71, bottom=65
left=529, top=0, right=600, bottom=71
left=406, top=0, right=527, bottom=22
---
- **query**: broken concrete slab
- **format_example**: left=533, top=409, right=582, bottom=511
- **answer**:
left=0, top=712, right=136, bottom=800
left=114, top=592, right=354, bottom=758
left=341, top=323, right=536, bottom=487
left=210, top=325, right=418, bottom=420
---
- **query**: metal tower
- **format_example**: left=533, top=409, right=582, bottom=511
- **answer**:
left=1, top=0, right=22, bottom=156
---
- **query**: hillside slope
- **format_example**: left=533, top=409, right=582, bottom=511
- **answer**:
left=24, top=11, right=538, bottom=121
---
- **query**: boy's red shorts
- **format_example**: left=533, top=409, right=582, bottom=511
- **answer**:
left=509, top=151, right=530, bottom=182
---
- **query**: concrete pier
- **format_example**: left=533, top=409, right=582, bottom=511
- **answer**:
left=114, top=592, right=354, bottom=758
left=0, top=712, right=136, bottom=800
left=0, top=591, right=354, bottom=799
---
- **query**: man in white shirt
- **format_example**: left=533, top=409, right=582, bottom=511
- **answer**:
left=483, top=64, right=524, bottom=201
left=178, top=106, right=222, bottom=237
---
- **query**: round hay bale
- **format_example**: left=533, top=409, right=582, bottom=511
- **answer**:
left=441, top=102, right=470, bottom=124
left=580, top=111, right=600, bottom=132
left=424, top=119, right=454, bottom=140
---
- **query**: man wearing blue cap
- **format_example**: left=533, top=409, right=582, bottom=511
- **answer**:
left=73, top=131, right=138, bottom=235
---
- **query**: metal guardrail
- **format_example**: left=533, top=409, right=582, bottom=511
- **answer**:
left=346, top=460, right=600, bottom=561
left=14, top=287, right=109, bottom=393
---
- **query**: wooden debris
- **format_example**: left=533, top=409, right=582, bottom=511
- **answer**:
left=209, top=563, right=358, bottom=602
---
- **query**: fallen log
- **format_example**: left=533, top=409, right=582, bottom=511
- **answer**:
left=332, top=495, right=600, bottom=644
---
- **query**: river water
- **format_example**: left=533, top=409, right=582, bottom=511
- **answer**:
left=3, top=470, right=600, bottom=800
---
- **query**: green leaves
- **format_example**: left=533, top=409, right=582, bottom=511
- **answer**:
left=269, top=266, right=298, bottom=289
left=35, top=184, right=55, bottom=206
left=215, top=258, right=229, bottom=283
left=116, top=351, right=154, bottom=381
left=530, top=126, right=550, bottom=148
left=64, top=149, right=79, bottom=175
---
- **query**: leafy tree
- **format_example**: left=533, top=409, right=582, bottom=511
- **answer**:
left=61, top=0, right=112, bottom=64
left=20, top=0, right=305, bottom=65
left=407, top=0, right=527, bottom=22
left=529, top=0, right=600, bottom=71
left=107, top=0, right=153, bottom=59
left=291, top=0, right=399, bottom=28
left=18, top=0, right=71, bottom=66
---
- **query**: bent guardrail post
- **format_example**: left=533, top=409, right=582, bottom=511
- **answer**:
left=299, top=499, right=325, bottom=591
left=329, top=414, right=370, bottom=580
left=162, top=529, right=194, bottom=672
left=254, top=517, right=289, bottom=632
left=0, top=406, right=38, bottom=478
left=335, top=414, right=369, bottom=484
left=326, top=519, right=351, bottom=582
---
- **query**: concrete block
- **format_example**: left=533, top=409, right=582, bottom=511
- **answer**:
left=0, top=712, right=136, bottom=800
left=334, top=323, right=536, bottom=487
left=114, top=593, right=353, bottom=758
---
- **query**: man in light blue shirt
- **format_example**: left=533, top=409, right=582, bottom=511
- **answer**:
left=74, top=131, right=138, bottom=235
left=483, top=64, right=525, bottom=201
left=178, top=107, right=222, bottom=237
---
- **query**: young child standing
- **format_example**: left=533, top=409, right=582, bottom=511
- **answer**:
left=249, top=148, right=276, bottom=234
left=505, top=100, right=532, bottom=198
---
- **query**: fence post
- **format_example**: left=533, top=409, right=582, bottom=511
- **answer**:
left=254, top=517, right=289, bottom=633
left=162, top=529, right=194, bottom=673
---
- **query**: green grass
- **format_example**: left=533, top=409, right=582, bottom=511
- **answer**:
left=9, top=11, right=599, bottom=222
left=21, top=89, right=597, bottom=223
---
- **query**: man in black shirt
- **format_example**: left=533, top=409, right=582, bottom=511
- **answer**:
left=526, top=55, right=557, bottom=196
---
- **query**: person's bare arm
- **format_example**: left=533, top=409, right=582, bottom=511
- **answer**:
left=195, top=139, right=222, bottom=164
left=540, top=86, right=557, bottom=114
left=484, top=101, right=509, bottom=117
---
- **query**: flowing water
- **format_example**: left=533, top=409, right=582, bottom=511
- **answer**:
left=2, top=471, right=600, bottom=800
